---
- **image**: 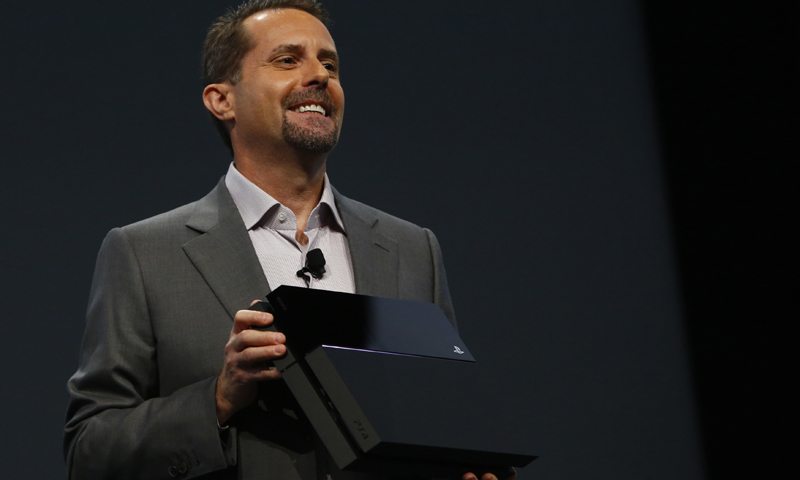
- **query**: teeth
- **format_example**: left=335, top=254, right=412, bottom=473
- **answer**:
left=296, top=104, right=326, bottom=115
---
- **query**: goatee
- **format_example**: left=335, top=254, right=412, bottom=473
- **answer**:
left=282, top=89, right=340, bottom=153
left=282, top=114, right=339, bottom=153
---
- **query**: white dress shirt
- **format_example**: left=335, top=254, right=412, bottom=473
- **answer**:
left=225, top=163, right=355, bottom=293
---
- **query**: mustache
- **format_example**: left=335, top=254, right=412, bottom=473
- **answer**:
left=283, top=89, right=335, bottom=113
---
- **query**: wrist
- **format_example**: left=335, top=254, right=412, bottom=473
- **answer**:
left=214, top=377, right=236, bottom=426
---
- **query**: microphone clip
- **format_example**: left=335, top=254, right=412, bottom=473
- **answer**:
left=296, top=248, right=326, bottom=287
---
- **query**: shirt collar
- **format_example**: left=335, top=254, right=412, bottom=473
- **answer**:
left=224, top=162, right=346, bottom=233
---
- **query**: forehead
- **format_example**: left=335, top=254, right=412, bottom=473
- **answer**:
left=242, top=8, right=336, bottom=53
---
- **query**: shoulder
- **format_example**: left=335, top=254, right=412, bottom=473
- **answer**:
left=112, top=178, right=228, bottom=246
left=334, top=191, right=433, bottom=238
left=119, top=201, right=199, bottom=238
left=95, top=181, right=228, bottom=262
left=98, top=201, right=199, bottom=257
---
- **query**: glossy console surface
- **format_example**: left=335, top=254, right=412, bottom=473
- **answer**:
left=267, top=286, right=475, bottom=362
left=264, top=286, right=536, bottom=476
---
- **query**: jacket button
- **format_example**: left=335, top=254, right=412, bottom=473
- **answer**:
left=168, top=465, right=178, bottom=478
left=178, top=462, right=189, bottom=475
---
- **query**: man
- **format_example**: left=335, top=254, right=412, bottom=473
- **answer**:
left=64, top=1, right=500, bottom=479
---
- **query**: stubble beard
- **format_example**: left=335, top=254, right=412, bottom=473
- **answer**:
left=282, top=113, right=340, bottom=153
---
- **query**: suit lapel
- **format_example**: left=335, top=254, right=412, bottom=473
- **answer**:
left=180, top=180, right=398, bottom=318
left=182, top=179, right=271, bottom=320
left=334, top=190, right=399, bottom=298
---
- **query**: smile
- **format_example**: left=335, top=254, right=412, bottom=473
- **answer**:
left=292, top=104, right=327, bottom=116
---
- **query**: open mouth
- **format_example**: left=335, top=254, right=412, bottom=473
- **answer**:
left=290, top=102, right=329, bottom=117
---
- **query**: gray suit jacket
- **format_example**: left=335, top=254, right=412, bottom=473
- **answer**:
left=65, top=179, right=455, bottom=480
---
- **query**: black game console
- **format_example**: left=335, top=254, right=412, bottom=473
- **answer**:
left=253, top=286, right=535, bottom=477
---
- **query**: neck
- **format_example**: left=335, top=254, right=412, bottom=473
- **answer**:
left=233, top=145, right=327, bottom=231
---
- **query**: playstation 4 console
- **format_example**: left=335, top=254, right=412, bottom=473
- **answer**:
left=254, top=286, right=535, bottom=477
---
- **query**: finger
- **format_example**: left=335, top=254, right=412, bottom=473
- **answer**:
left=235, top=307, right=273, bottom=325
left=237, top=344, right=287, bottom=365
left=225, top=346, right=285, bottom=375
left=237, top=359, right=284, bottom=377
left=225, top=362, right=283, bottom=384
left=229, top=330, right=285, bottom=352
left=462, top=474, right=478, bottom=480
left=232, top=309, right=274, bottom=333
left=481, top=474, right=498, bottom=480
left=249, top=366, right=282, bottom=381
left=224, top=348, right=285, bottom=379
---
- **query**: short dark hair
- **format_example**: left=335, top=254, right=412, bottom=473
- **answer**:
left=202, top=0, right=330, bottom=152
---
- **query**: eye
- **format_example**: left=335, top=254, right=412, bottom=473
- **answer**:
left=276, top=56, right=298, bottom=66
left=322, top=61, right=338, bottom=73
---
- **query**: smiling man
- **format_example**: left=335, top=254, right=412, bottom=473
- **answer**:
left=64, top=1, right=498, bottom=479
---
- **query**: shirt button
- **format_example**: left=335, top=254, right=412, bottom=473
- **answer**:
left=278, top=212, right=287, bottom=223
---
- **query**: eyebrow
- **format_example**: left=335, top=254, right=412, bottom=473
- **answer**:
left=269, top=43, right=339, bottom=62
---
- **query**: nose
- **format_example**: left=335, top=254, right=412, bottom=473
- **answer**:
left=302, top=59, right=330, bottom=88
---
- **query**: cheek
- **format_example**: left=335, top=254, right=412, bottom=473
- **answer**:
left=332, top=86, right=345, bottom=113
left=250, top=81, right=287, bottom=112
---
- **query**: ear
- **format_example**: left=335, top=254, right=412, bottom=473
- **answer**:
left=202, top=83, right=235, bottom=121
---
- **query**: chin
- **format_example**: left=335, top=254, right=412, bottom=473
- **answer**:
left=283, top=124, right=339, bottom=153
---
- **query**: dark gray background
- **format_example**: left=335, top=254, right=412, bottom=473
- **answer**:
left=0, top=0, right=788, bottom=478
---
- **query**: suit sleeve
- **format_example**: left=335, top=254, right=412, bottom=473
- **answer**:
left=64, top=228, right=235, bottom=479
left=423, top=228, right=456, bottom=326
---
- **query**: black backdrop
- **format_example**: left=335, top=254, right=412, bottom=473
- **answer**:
left=0, top=1, right=789, bottom=478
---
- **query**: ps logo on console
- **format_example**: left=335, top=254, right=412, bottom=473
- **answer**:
left=453, top=345, right=464, bottom=355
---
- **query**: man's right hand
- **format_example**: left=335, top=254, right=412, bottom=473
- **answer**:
left=215, top=304, right=287, bottom=425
